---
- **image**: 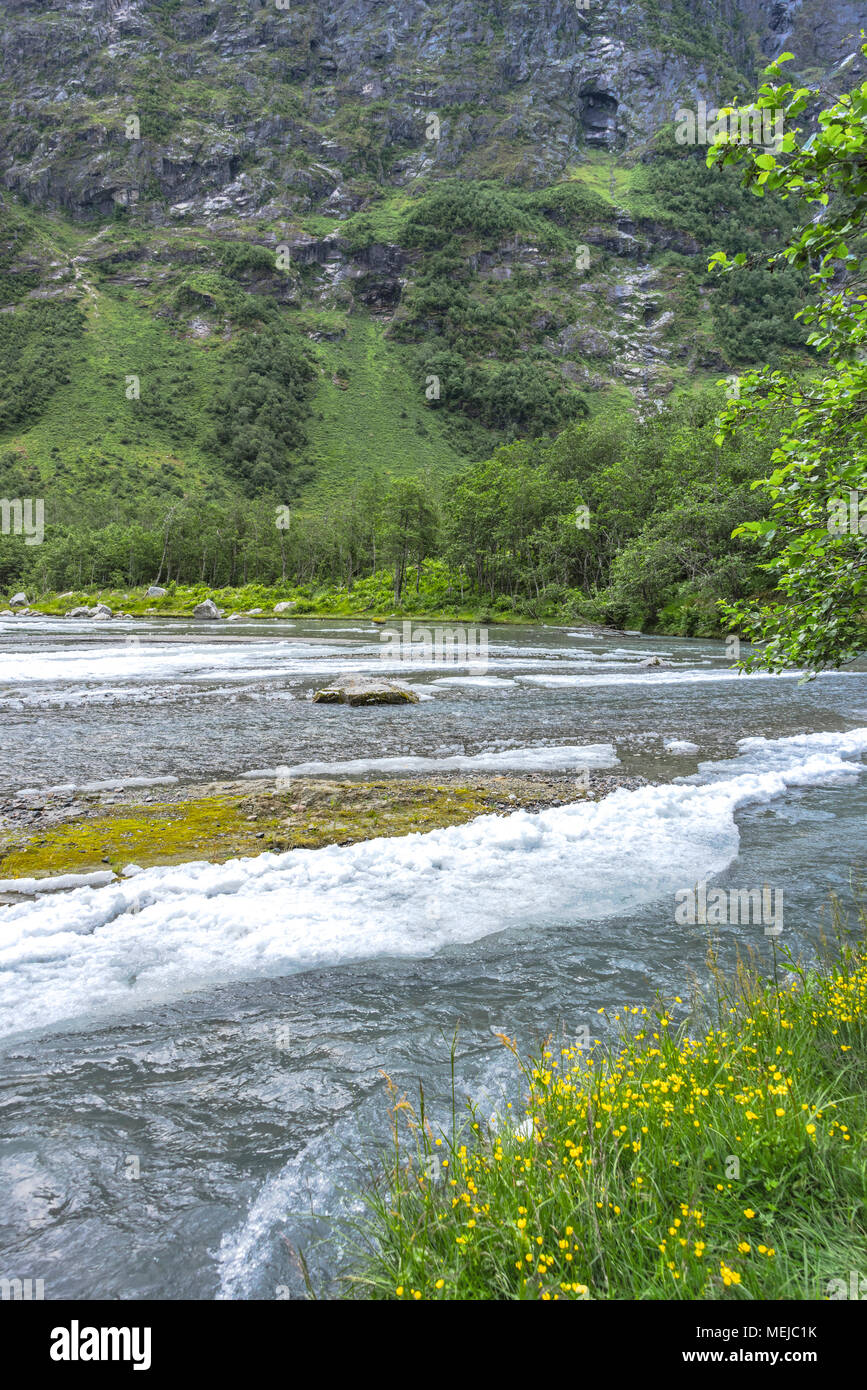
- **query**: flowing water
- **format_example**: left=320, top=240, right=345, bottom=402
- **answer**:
left=1, top=615, right=865, bottom=1298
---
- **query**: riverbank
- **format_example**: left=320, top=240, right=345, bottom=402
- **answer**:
left=0, top=769, right=649, bottom=884
left=0, top=580, right=635, bottom=632
left=350, top=922, right=867, bottom=1300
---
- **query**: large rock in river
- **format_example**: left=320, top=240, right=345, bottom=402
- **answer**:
left=313, top=675, right=419, bottom=706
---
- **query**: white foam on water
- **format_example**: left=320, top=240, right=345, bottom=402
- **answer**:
left=1, top=729, right=864, bottom=1042
left=516, top=669, right=808, bottom=688
left=664, top=739, right=700, bottom=755
left=216, top=1125, right=365, bottom=1300
left=609, top=647, right=677, bottom=659
left=686, top=728, right=867, bottom=782
left=13, top=776, right=179, bottom=799
left=431, top=675, right=517, bottom=688
left=0, top=870, right=114, bottom=895
left=239, top=743, right=619, bottom=779
left=0, top=639, right=360, bottom=685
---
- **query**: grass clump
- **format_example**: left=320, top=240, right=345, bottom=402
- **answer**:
left=350, top=921, right=867, bottom=1300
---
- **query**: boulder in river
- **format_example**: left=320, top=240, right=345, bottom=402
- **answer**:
left=9, top=592, right=27, bottom=607
left=313, top=675, right=419, bottom=706
left=193, top=599, right=220, bottom=620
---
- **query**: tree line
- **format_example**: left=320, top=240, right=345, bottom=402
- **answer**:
left=1, top=390, right=784, bottom=635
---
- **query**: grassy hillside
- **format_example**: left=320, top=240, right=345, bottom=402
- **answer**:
left=0, top=129, right=812, bottom=528
left=2, top=282, right=227, bottom=507
left=300, top=316, right=480, bottom=503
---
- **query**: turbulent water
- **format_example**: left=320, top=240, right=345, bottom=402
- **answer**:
left=1, top=615, right=866, bottom=1299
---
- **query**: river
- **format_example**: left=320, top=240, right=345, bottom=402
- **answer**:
left=1, top=614, right=865, bottom=1298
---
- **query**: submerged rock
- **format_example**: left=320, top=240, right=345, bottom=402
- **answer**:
left=313, top=675, right=419, bottom=706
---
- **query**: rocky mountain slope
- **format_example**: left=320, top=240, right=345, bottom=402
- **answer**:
left=0, top=0, right=862, bottom=516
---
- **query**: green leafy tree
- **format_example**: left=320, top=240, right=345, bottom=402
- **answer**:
left=381, top=477, right=439, bottom=604
left=207, top=327, right=315, bottom=495
left=709, top=50, right=867, bottom=672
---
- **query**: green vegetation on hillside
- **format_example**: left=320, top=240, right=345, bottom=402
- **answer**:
left=645, top=133, right=811, bottom=365
left=303, top=316, right=476, bottom=500
left=3, top=390, right=783, bottom=638
left=0, top=298, right=85, bottom=429
left=388, top=180, right=600, bottom=434
left=206, top=325, right=316, bottom=494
